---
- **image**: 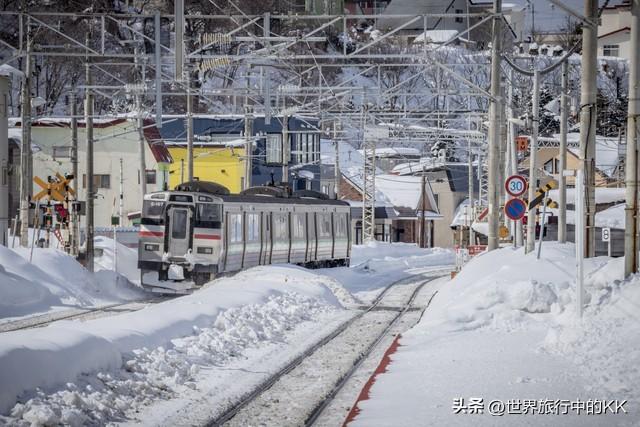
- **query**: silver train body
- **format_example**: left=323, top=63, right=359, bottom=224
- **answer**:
left=138, top=187, right=351, bottom=292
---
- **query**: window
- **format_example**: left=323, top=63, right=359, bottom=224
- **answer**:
left=145, top=170, right=157, bottom=184
left=247, top=213, right=260, bottom=242
left=52, top=146, right=71, bottom=159
left=292, top=213, right=305, bottom=240
left=171, top=209, right=188, bottom=239
left=143, top=200, right=165, bottom=217
left=196, top=203, right=221, bottom=227
left=318, top=214, right=331, bottom=238
left=336, top=214, right=347, bottom=237
left=603, top=44, right=619, bottom=57
left=455, top=9, right=463, bottom=23
left=266, top=134, right=283, bottom=164
left=273, top=213, right=288, bottom=239
left=229, top=213, right=243, bottom=243
left=83, top=174, right=110, bottom=189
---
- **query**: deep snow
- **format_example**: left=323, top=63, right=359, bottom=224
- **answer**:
left=348, top=243, right=639, bottom=426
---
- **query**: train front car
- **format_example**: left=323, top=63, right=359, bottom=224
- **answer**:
left=138, top=191, right=222, bottom=293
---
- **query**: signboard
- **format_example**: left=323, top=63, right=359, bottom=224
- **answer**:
left=499, top=225, right=510, bottom=239
left=505, top=198, right=527, bottom=220
left=505, top=175, right=527, bottom=197
left=602, top=227, right=611, bottom=243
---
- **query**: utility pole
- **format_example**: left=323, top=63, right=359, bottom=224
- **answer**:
left=468, top=139, right=475, bottom=246
left=624, top=0, right=640, bottom=276
left=507, top=68, right=523, bottom=247
left=119, top=158, right=124, bottom=226
left=526, top=71, right=541, bottom=253
left=70, top=91, right=79, bottom=256
left=85, top=39, right=95, bottom=273
left=558, top=60, right=569, bottom=244
left=0, top=75, right=8, bottom=246
left=244, top=105, right=253, bottom=190
left=135, top=45, right=147, bottom=195
left=334, top=121, right=340, bottom=199
left=579, top=0, right=598, bottom=257
left=19, top=33, right=31, bottom=247
left=420, top=167, right=427, bottom=248
left=487, top=0, right=503, bottom=251
left=282, top=115, right=289, bottom=183
left=186, top=71, right=194, bottom=182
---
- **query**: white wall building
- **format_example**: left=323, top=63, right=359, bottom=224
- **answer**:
left=598, top=1, right=634, bottom=60
left=8, top=117, right=172, bottom=228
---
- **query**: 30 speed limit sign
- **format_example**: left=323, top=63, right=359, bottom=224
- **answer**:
left=505, top=175, right=528, bottom=197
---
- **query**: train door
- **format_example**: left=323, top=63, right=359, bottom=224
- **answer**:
left=168, top=206, right=191, bottom=257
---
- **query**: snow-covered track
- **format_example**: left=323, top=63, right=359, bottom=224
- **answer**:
left=0, top=297, right=174, bottom=333
left=210, top=273, right=443, bottom=427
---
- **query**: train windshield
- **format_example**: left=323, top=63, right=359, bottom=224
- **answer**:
left=195, top=203, right=222, bottom=227
left=143, top=200, right=165, bottom=217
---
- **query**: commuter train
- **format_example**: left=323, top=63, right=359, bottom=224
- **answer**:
left=138, top=181, right=351, bottom=292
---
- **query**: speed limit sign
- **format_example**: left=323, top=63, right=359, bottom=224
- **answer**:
left=505, top=175, right=528, bottom=197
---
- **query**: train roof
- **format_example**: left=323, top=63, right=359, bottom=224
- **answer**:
left=217, top=193, right=350, bottom=207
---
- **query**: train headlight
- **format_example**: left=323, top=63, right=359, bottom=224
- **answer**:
left=145, top=244, right=160, bottom=251
left=197, top=247, right=213, bottom=254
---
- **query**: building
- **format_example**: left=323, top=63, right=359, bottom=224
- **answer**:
left=157, top=115, right=323, bottom=194
left=598, top=1, right=634, bottom=59
left=8, top=118, right=172, bottom=228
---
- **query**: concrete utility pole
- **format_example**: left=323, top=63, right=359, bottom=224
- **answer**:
left=186, top=71, right=194, bottom=182
left=420, top=167, right=427, bottom=248
left=526, top=70, right=541, bottom=253
left=487, top=0, right=503, bottom=251
left=19, top=38, right=31, bottom=247
left=624, top=0, right=640, bottom=276
left=468, top=139, right=475, bottom=246
left=244, top=105, right=253, bottom=190
left=579, top=0, right=598, bottom=257
left=558, top=60, right=569, bottom=244
left=507, top=68, right=523, bottom=247
left=0, top=75, right=8, bottom=246
left=70, top=91, right=79, bottom=256
left=85, top=48, right=95, bottom=273
left=135, top=46, right=147, bottom=195
left=334, top=121, right=340, bottom=199
left=119, top=158, right=124, bottom=226
left=282, top=115, right=289, bottom=183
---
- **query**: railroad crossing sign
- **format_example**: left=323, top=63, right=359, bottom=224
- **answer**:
left=528, top=179, right=558, bottom=211
left=33, top=173, right=75, bottom=202
left=505, top=198, right=527, bottom=220
left=505, top=175, right=527, bottom=197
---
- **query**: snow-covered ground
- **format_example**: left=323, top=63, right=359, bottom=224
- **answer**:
left=0, top=241, right=452, bottom=425
left=349, top=243, right=639, bottom=426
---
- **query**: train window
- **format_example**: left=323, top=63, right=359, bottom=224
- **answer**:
left=171, top=210, right=188, bottom=239
left=143, top=200, right=165, bottom=217
left=274, top=214, right=288, bottom=238
left=196, top=204, right=221, bottom=227
left=336, top=214, right=347, bottom=237
left=169, top=195, right=193, bottom=202
left=247, top=213, right=260, bottom=242
left=292, top=214, right=305, bottom=239
left=229, top=213, right=243, bottom=243
left=318, top=214, right=331, bottom=238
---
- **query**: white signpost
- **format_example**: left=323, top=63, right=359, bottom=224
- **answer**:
left=575, top=169, right=584, bottom=319
left=602, top=227, right=612, bottom=257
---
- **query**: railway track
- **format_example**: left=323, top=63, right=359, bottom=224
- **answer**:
left=0, top=297, right=174, bottom=333
left=208, top=272, right=445, bottom=427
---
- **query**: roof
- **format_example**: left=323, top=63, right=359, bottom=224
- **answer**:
left=598, top=27, right=631, bottom=39
left=142, top=119, right=172, bottom=163
left=413, top=30, right=460, bottom=44
left=451, top=199, right=471, bottom=227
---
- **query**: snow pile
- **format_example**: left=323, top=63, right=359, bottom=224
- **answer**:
left=350, top=243, right=639, bottom=426
left=3, top=292, right=333, bottom=426
left=94, top=235, right=141, bottom=285
left=0, top=266, right=343, bottom=420
left=320, top=242, right=454, bottom=302
left=0, top=246, right=61, bottom=318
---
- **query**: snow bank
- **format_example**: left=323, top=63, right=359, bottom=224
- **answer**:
left=0, top=266, right=344, bottom=418
left=351, top=243, right=638, bottom=425
left=320, top=242, right=454, bottom=302
left=94, top=235, right=141, bottom=285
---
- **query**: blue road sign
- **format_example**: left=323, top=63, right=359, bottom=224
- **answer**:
left=505, top=198, right=526, bottom=220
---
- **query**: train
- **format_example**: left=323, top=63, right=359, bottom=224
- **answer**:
left=138, top=181, right=352, bottom=292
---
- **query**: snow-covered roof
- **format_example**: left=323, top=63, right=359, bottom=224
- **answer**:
left=450, top=199, right=471, bottom=227
left=357, top=147, right=421, bottom=158
left=547, top=187, right=625, bottom=205
left=563, top=133, right=620, bottom=178
left=413, top=30, right=459, bottom=44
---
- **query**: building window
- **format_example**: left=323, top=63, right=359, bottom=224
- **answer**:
left=145, top=169, right=157, bottom=184
left=266, top=134, right=283, bottom=164
left=52, top=146, right=71, bottom=159
left=83, top=174, right=110, bottom=189
left=603, top=44, right=619, bottom=57
left=455, top=9, right=463, bottom=23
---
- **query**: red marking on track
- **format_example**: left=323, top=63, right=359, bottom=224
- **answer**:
left=194, top=234, right=221, bottom=240
left=342, top=334, right=403, bottom=426
left=139, top=231, right=164, bottom=237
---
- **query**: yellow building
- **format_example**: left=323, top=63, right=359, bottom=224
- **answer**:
left=167, top=144, right=245, bottom=193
